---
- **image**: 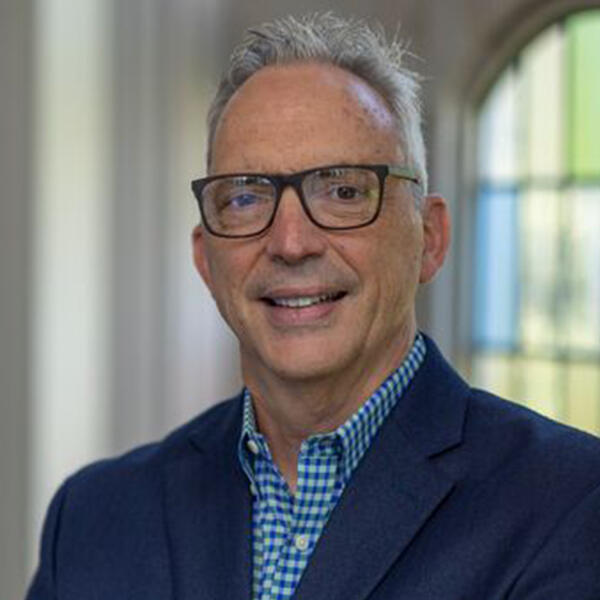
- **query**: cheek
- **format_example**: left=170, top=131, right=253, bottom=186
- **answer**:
left=206, top=252, right=242, bottom=310
left=207, top=246, right=265, bottom=331
left=379, top=230, right=423, bottom=303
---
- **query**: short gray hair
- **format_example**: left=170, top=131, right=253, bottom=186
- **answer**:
left=206, top=13, right=428, bottom=197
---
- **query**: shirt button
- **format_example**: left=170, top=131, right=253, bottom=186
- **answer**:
left=249, top=483, right=257, bottom=496
left=294, top=534, right=309, bottom=552
left=246, top=439, right=260, bottom=455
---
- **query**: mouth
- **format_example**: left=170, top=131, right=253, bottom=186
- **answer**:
left=262, top=291, right=347, bottom=308
left=259, top=289, right=348, bottom=326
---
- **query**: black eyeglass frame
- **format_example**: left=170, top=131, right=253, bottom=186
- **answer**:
left=191, top=163, right=421, bottom=239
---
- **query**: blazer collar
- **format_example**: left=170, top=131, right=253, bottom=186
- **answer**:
left=392, top=333, right=469, bottom=457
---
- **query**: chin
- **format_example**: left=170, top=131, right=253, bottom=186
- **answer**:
left=269, top=361, right=342, bottom=383
left=261, top=339, right=355, bottom=383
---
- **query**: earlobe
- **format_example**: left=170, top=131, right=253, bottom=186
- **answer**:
left=419, top=194, right=450, bottom=284
left=192, top=224, right=214, bottom=291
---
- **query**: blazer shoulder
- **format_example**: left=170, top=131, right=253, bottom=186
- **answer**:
left=464, top=387, right=600, bottom=486
left=464, top=392, right=600, bottom=599
left=63, top=393, right=243, bottom=500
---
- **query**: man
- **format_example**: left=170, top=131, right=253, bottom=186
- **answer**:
left=27, top=13, right=600, bottom=600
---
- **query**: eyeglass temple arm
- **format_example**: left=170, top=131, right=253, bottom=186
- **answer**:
left=388, top=165, right=420, bottom=185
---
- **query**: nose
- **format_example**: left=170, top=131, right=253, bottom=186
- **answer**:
left=265, top=186, right=327, bottom=264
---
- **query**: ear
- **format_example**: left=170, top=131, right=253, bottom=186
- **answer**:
left=419, top=194, right=450, bottom=284
left=192, top=224, right=214, bottom=292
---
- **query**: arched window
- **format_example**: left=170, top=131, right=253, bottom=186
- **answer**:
left=472, top=9, right=600, bottom=435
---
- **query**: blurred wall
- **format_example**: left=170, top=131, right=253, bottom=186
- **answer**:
left=1, top=0, right=595, bottom=597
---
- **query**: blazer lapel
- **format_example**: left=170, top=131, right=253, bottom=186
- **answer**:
left=293, top=337, right=469, bottom=600
left=162, top=397, right=253, bottom=600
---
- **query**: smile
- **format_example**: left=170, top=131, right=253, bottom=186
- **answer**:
left=265, top=292, right=346, bottom=308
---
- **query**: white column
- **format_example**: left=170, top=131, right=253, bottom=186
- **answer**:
left=30, top=0, right=113, bottom=572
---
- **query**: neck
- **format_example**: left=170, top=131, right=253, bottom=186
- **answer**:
left=243, top=324, right=417, bottom=492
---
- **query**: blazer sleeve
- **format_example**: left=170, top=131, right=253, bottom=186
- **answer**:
left=25, top=480, right=70, bottom=600
left=508, top=481, right=600, bottom=599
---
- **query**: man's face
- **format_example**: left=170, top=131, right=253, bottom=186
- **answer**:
left=193, top=62, right=447, bottom=386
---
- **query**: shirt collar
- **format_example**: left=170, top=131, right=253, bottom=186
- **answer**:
left=238, top=333, right=427, bottom=486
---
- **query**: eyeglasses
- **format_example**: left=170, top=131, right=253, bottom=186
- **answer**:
left=191, top=164, right=420, bottom=239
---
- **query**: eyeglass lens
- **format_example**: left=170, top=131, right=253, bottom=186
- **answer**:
left=201, top=167, right=381, bottom=236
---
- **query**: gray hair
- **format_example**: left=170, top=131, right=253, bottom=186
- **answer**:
left=206, top=13, right=428, bottom=198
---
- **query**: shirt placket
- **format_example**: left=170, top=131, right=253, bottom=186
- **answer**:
left=254, top=441, right=294, bottom=600
left=269, top=438, right=340, bottom=599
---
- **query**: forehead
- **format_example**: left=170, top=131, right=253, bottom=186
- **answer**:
left=211, top=62, right=402, bottom=174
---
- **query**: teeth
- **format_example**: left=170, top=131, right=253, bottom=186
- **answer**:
left=271, top=293, right=336, bottom=308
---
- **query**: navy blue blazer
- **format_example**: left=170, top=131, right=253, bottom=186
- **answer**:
left=27, top=337, right=600, bottom=599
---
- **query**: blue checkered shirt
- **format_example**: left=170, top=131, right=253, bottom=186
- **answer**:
left=238, top=334, right=426, bottom=600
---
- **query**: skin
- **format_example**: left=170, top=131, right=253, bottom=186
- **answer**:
left=193, top=62, right=450, bottom=492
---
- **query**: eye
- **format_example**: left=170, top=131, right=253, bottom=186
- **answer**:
left=309, top=168, right=374, bottom=203
left=323, top=182, right=371, bottom=203
left=332, top=185, right=360, bottom=200
left=215, top=178, right=269, bottom=212
left=228, top=192, right=259, bottom=209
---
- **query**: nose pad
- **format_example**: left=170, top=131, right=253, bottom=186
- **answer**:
left=265, top=187, right=327, bottom=262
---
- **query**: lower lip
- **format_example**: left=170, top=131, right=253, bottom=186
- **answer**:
left=263, top=297, right=342, bottom=327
